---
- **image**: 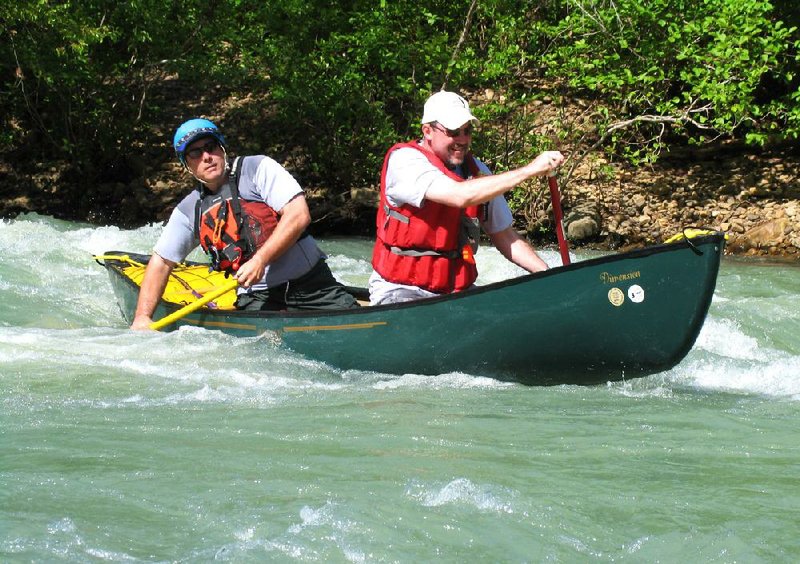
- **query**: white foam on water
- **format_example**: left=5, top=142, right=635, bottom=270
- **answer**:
left=0, top=324, right=348, bottom=411
left=475, top=246, right=566, bottom=285
left=406, top=477, right=518, bottom=514
left=694, top=317, right=770, bottom=361
left=371, top=372, right=513, bottom=390
left=324, top=253, right=374, bottom=287
left=259, top=501, right=365, bottom=562
left=683, top=355, right=800, bottom=399
left=666, top=316, right=800, bottom=400
left=10, top=516, right=137, bottom=563
left=604, top=311, right=800, bottom=401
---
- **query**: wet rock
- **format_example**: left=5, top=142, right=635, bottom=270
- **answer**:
left=729, top=218, right=789, bottom=251
left=350, top=187, right=378, bottom=207
left=564, top=202, right=601, bottom=241
left=566, top=216, right=600, bottom=241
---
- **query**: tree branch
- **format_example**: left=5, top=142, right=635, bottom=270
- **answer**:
left=563, top=105, right=719, bottom=186
left=441, top=0, right=478, bottom=91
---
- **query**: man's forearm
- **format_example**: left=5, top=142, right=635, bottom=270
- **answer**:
left=132, top=254, right=174, bottom=326
left=426, top=151, right=564, bottom=208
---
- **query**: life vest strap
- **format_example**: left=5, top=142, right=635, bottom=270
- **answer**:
left=383, top=205, right=410, bottom=224
left=387, top=245, right=461, bottom=259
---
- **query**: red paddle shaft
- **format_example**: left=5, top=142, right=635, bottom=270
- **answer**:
left=547, top=173, right=571, bottom=265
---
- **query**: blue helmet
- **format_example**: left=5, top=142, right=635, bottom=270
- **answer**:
left=173, top=118, right=227, bottom=165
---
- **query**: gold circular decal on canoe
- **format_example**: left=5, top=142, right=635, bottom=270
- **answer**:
left=608, top=287, right=625, bottom=307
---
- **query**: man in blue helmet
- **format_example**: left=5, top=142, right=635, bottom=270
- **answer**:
left=131, top=118, right=358, bottom=329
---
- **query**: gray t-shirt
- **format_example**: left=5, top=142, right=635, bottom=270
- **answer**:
left=154, top=155, right=323, bottom=291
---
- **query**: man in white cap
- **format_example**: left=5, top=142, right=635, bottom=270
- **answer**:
left=369, top=90, right=565, bottom=305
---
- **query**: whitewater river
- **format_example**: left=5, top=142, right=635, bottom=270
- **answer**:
left=2, top=214, right=799, bottom=562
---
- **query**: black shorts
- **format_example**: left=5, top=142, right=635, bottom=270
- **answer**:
left=234, top=259, right=360, bottom=311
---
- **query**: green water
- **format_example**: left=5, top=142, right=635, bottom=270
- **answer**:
left=2, top=214, right=799, bottom=562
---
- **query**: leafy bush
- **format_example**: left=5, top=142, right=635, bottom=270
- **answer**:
left=1, top=0, right=798, bottom=226
left=538, top=0, right=800, bottom=160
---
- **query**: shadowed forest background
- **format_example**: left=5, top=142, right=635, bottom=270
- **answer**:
left=2, top=0, right=799, bottom=252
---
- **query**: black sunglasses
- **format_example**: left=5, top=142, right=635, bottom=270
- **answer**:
left=432, top=123, right=473, bottom=137
left=185, top=139, right=220, bottom=160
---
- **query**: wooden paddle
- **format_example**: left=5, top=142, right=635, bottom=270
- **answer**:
left=149, top=277, right=239, bottom=331
left=547, top=172, right=571, bottom=266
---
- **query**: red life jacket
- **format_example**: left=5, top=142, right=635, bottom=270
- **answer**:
left=372, top=141, right=486, bottom=294
left=195, top=157, right=279, bottom=273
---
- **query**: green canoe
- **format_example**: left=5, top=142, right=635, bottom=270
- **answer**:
left=96, top=232, right=725, bottom=385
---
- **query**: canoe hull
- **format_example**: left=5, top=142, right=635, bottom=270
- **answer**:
left=101, top=234, right=725, bottom=385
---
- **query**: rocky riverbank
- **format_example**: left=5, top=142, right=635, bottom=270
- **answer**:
left=560, top=145, right=800, bottom=258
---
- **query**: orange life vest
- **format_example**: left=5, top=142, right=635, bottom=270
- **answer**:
left=196, top=157, right=279, bottom=273
left=372, top=141, right=486, bottom=294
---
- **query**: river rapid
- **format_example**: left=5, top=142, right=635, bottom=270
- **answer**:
left=2, top=214, right=799, bottom=562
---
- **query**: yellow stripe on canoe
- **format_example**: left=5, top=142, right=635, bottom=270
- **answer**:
left=282, top=321, right=388, bottom=332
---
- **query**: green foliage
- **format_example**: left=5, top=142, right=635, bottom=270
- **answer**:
left=247, top=0, right=481, bottom=187
left=1, top=0, right=798, bottom=225
left=2, top=0, right=233, bottom=161
left=538, top=0, right=799, bottom=159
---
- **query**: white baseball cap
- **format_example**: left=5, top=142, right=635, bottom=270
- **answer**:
left=421, top=91, right=479, bottom=130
